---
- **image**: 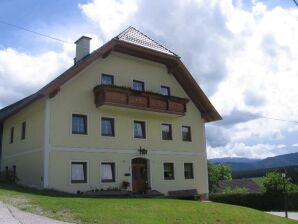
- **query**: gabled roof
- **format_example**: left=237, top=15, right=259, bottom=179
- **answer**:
left=0, top=26, right=221, bottom=123
left=116, top=26, right=177, bottom=56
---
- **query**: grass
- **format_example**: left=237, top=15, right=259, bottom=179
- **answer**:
left=0, top=184, right=297, bottom=224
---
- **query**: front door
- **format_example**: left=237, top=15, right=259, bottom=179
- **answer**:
left=132, top=158, right=148, bottom=193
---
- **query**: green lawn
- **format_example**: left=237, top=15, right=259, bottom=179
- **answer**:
left=0, top=184, right=296, bottom=224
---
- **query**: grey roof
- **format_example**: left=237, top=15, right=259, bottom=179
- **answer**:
left=215, top=179, right=262, bottom=193
left=0, top=92, right=42, bottom=122
left=116, top=26, right=177, bottom=56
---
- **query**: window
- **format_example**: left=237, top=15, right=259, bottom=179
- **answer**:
left=182, top=126, right=191, bottom=142
left=72, top=114, right=87, bottom=135
left=9, top=127, right=14, bottom=144
left=184, top=163, right=194, bottom=179
left=21, top=122, right=26, bottom=140
left=101, top=162, right=116, bottom=182
left=163, top=162, right=174, bottom=180
left=160, top=85, right=170, bottom=96
left=134, top=121, right=146, bottom=138
left=101, top=74, right=114, bottom=85
left=161, top=124, right=172, bottom=140
left=71, top=162, right=87, bottom=183
left=101, top=117, right=115, bottom=136
left=132, top=80, right=144, bottom=91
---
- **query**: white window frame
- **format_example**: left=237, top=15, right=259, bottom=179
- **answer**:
left=69, top=160, right=89, bottom=185
left=160, top=85, right=171, bottom=96
left=100, top=116, right=116, bottom=137
left=100, top=161, right=117, bottom=183
left=160, top=123, right=173, bottom=141
left=132, top=79, right=145, bottom=91
left=101, top=73, right=114, bottom=85
left=133, top=120, right=147, bottom=140
left=182, top=125, right=192, bottom=142
left=183, top=162, right=195, bottom=180
left=70, top=113, right=89, bottom=136
left=162, top=161, right=176, bottom=181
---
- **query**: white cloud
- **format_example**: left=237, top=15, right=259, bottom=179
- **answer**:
left=1, top=0, right=297, bottom=159
left=0, top=44, right=74, bottom=108
left=79, top=0, right=138, bottom=39
left=208, top=142, right=282, bottom=159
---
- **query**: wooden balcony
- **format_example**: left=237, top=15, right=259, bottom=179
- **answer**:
left=93, top=85, right=188, bottom=115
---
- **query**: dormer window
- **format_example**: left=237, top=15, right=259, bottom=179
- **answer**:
left=160, top=85, right=170, bottom=96
left=101, top=74, right=114, bottom=85
left=132, top=80, right=144, bottom=91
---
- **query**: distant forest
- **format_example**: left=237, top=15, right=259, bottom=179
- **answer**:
left=232, top=165, right=298, bottom=184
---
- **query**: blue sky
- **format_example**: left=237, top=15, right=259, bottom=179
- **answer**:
left=0, top=0, right=298, bottom=159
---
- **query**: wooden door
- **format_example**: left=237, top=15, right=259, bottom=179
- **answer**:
left=132, top=158, right=148, bottom=193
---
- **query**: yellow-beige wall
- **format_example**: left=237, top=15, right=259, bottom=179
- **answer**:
left=1, top=99, right=45, bottom=188
left=49, top=151, right=207, bottom=195
left=47, top=52, right=209, bottom=194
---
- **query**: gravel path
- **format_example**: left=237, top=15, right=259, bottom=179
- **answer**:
left=0, top=201, right=73, bottom=224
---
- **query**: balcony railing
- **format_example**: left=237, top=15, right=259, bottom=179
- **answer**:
left=93, top=85, right=188, bottom=115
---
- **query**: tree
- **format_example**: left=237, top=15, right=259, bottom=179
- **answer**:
left=263, top=171, right=298, bottom=193
left=208, top=162, right=232, bottom=192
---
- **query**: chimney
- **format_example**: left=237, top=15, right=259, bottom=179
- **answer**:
left=74, top=36, right=92, bottom=64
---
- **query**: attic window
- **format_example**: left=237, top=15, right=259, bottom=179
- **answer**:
left=160, top=85, right=170, bottom=96
left=101, top=74, right=114, bottom=85
left=132, top=80, right=144, bottom=92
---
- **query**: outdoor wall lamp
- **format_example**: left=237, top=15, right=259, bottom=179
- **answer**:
left=138, top=146, right=147, bottom=155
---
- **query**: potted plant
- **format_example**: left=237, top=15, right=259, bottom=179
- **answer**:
left=122, top=181, right=130, bottom=190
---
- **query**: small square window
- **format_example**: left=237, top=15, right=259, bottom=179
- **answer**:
left=21, top=122, right=26, bottom=140
left=101, top=74, right=114, bottom=85
left=72, top=114, right=87, bottom=135
left=160, top=85, right=170, bottom=96
left=9, top=127, right=14, bottom=144
left=184, top=163, right=194, bottom=179
left=164, top=162, right=174, bottom=180
left=182, top=126, right=191, bottom=141
left=71, top=162, right=87, bottom=183
left=101, top=162, right=116, bottom=182
left=132, top=80, right=144, bottom=91
left=161, top=124, right=172, bottom=140
left=134, top=121, right=146, bottom=138
left=101, top=117, right=115, bottom=136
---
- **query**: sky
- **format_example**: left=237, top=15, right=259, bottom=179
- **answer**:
left=0, top=0, right=298, bottom=159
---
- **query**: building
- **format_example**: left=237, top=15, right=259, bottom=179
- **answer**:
left=0, top=27, right=221, bottom=197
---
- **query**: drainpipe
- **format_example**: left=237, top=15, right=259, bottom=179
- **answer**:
left=0, top=122, right=3, bottom=171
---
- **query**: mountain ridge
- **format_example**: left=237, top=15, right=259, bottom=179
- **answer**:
left=209, top=152, right=298, bottom=171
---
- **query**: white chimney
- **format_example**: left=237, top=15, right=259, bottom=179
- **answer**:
left=74, top=36, right=92, bottom=64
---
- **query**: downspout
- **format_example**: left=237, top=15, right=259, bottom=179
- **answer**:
left=43, top=98, right=50, bottom=188
left=202, top=119, right=209, bottom=201
left=0, top=122, right=3, bottom=171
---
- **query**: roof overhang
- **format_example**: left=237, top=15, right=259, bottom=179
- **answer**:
left=0, top=38, right=221, bottom=123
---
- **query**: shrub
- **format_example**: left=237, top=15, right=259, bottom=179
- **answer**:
left=0, top=170, right=19, bottom=184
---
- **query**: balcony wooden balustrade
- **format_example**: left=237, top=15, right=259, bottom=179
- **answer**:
left=93, top=85, right=188, bottom=115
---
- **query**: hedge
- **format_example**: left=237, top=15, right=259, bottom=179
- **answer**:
left=210, top=192, right=298, bottom=211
